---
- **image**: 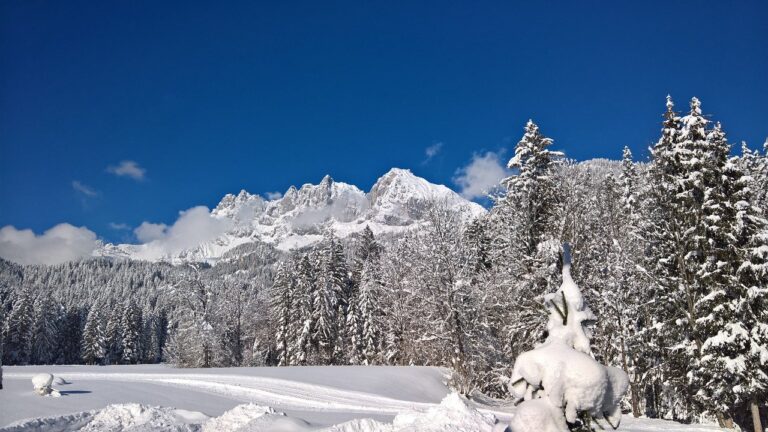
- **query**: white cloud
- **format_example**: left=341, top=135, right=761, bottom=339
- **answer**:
left=72, top=180, right=98, bottom=197
left=264, top=191, right=283, bottom=200
left=423, top=142, right=444, bottom=164
left=108, top=222, right=131, bottom=230
left=0, top=224, right=99, bottom=265
left=133, top=206, right=232, bottom=259
left=453, top=151, right=510, bottom=200
left=107, top=160, right=146, bottom=181
left=134, top=221, right=168, bottom=243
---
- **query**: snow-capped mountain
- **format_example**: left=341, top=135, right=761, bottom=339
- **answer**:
left=97, top=168, right=485, bottom=263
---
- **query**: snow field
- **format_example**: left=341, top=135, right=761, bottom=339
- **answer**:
left=0, top=365, right=726, bottom=432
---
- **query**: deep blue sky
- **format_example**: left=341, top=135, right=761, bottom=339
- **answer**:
left=2, top=0, right=767, bottom=243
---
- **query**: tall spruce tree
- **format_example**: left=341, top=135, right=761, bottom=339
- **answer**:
left=492, top=120, right=563, bottom=358
left=271, top=259, right=295, bottom=366
left=121, top=300, right=143, bottom=364
left=82, top=305, right=105, bottom=365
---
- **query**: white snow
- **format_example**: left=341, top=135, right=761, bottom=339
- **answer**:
left=0, top=365, right=725, bottom=432
left=30, top=373, right=58, bottom=397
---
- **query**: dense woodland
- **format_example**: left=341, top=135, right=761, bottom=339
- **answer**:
left=1, top=97, right=766, bottom=430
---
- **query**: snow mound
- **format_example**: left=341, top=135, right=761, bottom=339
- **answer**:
left=31, top=373, right=53, bottom=391
left=509, top=399, right=567, bottom=432
left=79, top=404, right=200, bottom=432
left=4, top=404, right=202, bottom=432
left=201, top=403, right=275, bottom=431
left=390, top=393, right=505, bottom=432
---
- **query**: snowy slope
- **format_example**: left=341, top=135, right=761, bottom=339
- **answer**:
left=94, top=168, right=485, bottom=264
left=0, top=365, right=725, bottom=432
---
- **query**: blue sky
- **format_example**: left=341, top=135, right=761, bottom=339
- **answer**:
left=1, top=0, right=767, bottom=244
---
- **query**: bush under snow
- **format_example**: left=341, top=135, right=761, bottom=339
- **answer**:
left=509, top=244, right=629, bottom=431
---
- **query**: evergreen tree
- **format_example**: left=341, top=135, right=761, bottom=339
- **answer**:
left=104, top=302, right=124, bottom=365
left=492, top=120, right=563, bottom=359
left=312, top=229, right=347, bottom=363
left=291, top=254, right=316, bottom=365
left=271, top=260, right=295, bottom=366
left=358, top=258, right=382, bottom=365
left=30, top=294, right=59, bottom=364
left=120, top=300, right=143, bottom=364
left=3, top=286, right=33, bottom=365
left=82, top=306, right=105, bottom=365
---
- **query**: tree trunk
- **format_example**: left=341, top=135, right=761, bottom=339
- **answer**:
left=751, top=400, right=763, bottom=432
left=716, top=412, right=735, bottom=430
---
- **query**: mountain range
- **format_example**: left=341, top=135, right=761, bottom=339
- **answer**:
left=96, top=168, right=485, bottom=264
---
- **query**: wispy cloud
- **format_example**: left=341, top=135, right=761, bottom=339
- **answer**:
left=72, top=180, right=99, bottom=197
left=422, top=142, right=444, bottom=164
left=108, top=222, right=131, bottom=230
left=0, top=224, right=99, bottom=265
left=107, top=160, right=146, bottom=181
left=264, top=191, right=283, bottom=200
left=134, top=221, right=168, bottom=243
left=453, top=151, right=510, bottom=200
left=132, top=206, right=232, bottom=260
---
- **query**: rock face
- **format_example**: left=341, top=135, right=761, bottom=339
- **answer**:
left=97, top=168, right=485, bottom=264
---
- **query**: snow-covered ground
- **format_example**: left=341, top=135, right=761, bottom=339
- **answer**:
left=0, top=365, right=724, bottom=431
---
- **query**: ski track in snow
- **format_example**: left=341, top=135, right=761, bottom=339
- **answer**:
left=4, top=372, right=434, bottom=415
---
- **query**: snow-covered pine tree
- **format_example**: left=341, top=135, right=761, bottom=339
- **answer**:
left=3, top=286, right=33, bottom=365
left=104, top=302, right=124, bottom=365
left=358, top=257, right=382, bottom=365
left=346, top=225, right=380, bottom=364
left=82, top=305, right=106, bottom=365
left=345, top=292, right=363, bottom=365
left=120, top=300, right=143, bottom=364
left=674, top=101, right=741, bottom=426
left=509, top=244, right=629, bottom=432
left=271, top=259, right=295, bottom=366
left=641, top=95, right=687, bottom=418
left=29, top=294, right=59, bottom=364
left=290, top=253, right=315, bottom=365
left=312, top=229, right=347, bottom=364
left=492, top=120, right=564, bottom=359
left=57, top=307, right=84, bottom=364
left=693, top=139, right=768, bottom=432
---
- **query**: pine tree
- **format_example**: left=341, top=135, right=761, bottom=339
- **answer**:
left=358, top=258, right=382, bottom=365
left=120, top=300, right=143, bottom=364
left=82, top=306, right=105, bottom=365
left=312, top=229, right=347, bottom=364
left=642, top=95, right=687, bottom=418
left=491, top=120, right=563, bottom=359
left=29, top=294, right=59, bottom=364
left=57, top=307, right=84, bottom=364
left=694, top=144, right=768, bottom=431
left=271, top=260, right=295, bottom=366
left=104, top=302, right=124, bottom=365
left=291, top=254, right=315, bottom=365
left=3, top=286, right=33, bottom=365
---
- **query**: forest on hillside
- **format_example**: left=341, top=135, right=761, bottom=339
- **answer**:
left=1, top=97, right=766, bottom=430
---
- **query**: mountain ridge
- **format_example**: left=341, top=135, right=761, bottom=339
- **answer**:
left=96, top=168, right=485, bottom=264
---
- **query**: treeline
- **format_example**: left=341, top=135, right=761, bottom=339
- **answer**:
left=1, top=96, right=766, bottom=430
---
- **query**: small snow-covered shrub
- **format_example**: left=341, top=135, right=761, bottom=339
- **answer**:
left=32, top=373, right=54, bottom=396
left=509, top=244, right=628, bottom=431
